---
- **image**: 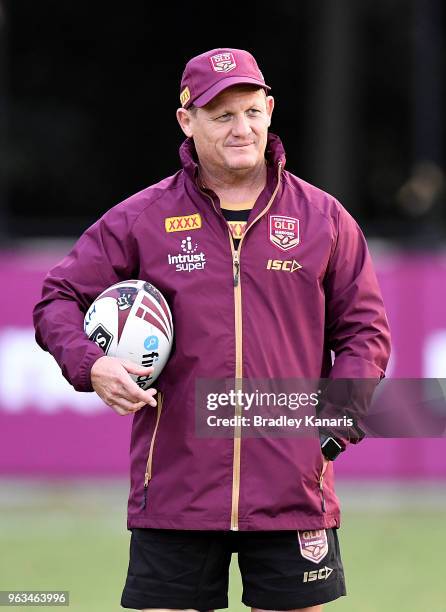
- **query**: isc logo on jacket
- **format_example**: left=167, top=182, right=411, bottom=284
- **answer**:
left=267, top=259, right=302, bottom=272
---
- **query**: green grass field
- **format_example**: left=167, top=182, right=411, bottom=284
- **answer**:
left=1, top=480, right=445, bottom=612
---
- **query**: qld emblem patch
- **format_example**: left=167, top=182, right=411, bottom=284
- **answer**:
left=269, top=215, right=300, bottom=251
left=298, top=529, right=329, bottom=564
left=210, top=52, right=236, bottom=73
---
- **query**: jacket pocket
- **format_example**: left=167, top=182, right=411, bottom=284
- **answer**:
left=141, top=391, right=164, bottom=510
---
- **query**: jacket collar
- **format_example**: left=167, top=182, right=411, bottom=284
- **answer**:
left=179, top=132, right=286, bottom=185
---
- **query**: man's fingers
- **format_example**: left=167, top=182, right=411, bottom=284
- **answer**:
left=90, top=356, right=158, bottom=412
left=146, top=388, right=158, bottom=407
left=111, top=397, right=147, bottom=414
left=119, top=360, right=158, bottom=406
left=122, top=360, right=155, bottom=377
left=111, top=405, right=128, bottom=416
left=132, top=386, right=158, bottom=407
left=118, top=378, right=158, bottom=407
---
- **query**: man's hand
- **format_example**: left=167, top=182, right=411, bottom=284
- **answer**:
left=91, top=355, right=157, bottom=416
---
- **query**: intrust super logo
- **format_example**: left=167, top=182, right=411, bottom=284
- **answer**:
left=165, top=213, right=201, bottom=233
left=168, top=236, right=207, bottom=272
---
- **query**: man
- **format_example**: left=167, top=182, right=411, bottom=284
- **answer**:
left=33, top=48, right=391, bottom=611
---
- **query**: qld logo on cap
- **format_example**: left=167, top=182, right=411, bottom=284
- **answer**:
left=210, top=52, right=237, bottom=73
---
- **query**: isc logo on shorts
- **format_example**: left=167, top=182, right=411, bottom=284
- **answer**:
left=303, top=566, right=333, bottom=582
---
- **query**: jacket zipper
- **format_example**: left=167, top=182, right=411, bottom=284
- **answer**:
left=230, top=244, right=243, bottom=530
left=199, top=162, right=283, bottom=531
left=319, top=464, right=326, bottom=513
left=141, top=392, right=164, bottom=510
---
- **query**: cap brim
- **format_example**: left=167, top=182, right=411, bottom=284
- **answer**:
left=193, top=76, right=271, bottom=108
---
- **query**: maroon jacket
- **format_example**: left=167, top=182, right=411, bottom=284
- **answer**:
left=33, top=133, right=391, bottom=531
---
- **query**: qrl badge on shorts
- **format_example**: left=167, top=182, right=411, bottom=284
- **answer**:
left=269, top=215, right=300, bottom=251
left=298, top=529, right=329, bottom=564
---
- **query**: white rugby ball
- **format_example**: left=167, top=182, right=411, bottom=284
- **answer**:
left=84, top=279, right=173, bottom=389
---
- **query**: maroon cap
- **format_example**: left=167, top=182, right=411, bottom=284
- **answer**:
left=179, top=48, right=270, bottom=109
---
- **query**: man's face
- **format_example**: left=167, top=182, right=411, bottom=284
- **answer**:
left=177, top=85, right=274, bottom=174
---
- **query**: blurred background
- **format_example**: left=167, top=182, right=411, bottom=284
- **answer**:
left=0, top=1, right=445, bottom=611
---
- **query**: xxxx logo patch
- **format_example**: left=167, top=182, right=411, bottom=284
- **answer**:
left=180, top=86, right=191, bottom=107
left=227, top=220, right=247, bottom=240
left=165, top=213, right=202, bottom=233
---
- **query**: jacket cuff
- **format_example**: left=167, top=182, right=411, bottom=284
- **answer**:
left=75, top=344, right=106, bottom=392
left=329, top=355, right=386, bottom=380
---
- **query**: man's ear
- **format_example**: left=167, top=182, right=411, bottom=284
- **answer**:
left=176, top=108, right=194, bottom=138
left=266, top=95, right=274, bottom=127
